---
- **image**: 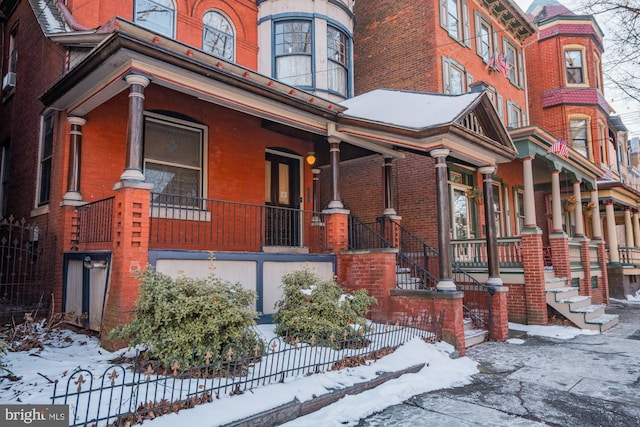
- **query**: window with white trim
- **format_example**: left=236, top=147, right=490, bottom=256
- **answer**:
left=442, top=58, right=466, bottom=94
left=565, top=49, right=585, bottom=85
left=515, top=188, right=525, bottom=234
left=475, top=14, right=494, bottom=63
left=37, top=113, right=54, bottom=206
left=274, top=20, right=312, bottom=87
left=134, top=0, right=175, bottom=38
left=144, top=114, right=205, bottom=207
left=327, top=25, right=349, bottom=97
left=492, top=182, right=504, bottom=237
left=507, top=101, right=522, bottom=128
left=569, top=118, right=589, bottom=158
left=203, top=11, right=234, bottom=61
left=503, top=40, right=523, bottom=87
left=440, top=0, right=470, bottom=46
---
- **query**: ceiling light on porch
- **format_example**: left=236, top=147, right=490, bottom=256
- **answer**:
left=306, top=152, right=316, bottom=166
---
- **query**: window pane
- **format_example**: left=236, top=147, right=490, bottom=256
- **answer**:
left=446, top=0, right=460, bottom=39
left=479, top=23, right=491, bottom=61
left=449, top=66, right=464, bottom=94
left=276, top=56, right=312, bottom=86
left=203, top=11, right=234, bottom=60
left=275, top=21, right=311, bottom=55
left=39, top=114, right=54, bottom=206
left=505, top=45, right=517, bottom=82
left=327, top=26, right=347, bottom=66
left=565, top=50, right=584, bottom=84
left=146, top=162, right=200, bottom=203
left=145, top=121, right=201, bottom=166
left=453, top=188, right=469, bottom=239
left=327, top=62, right=347, bottom=96
left=135, top=0, right=174, bottom=37
left=570, top=119, right=588, bottom=157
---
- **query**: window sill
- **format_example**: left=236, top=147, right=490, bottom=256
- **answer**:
left=151, top=206, right=211, bottom=221
left=31, top=204, right=49, bottom=218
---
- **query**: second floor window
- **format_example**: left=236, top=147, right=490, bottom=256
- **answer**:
left=274, top=20, right=312, bottom=87
left=135, top=0, right=175, bottom=38
left=443, top=58, right=466, bottom=94
left=327, top=26, right=349, bottom=97
left=570, top=118, right=588, bottom=158
left=476, top=15, right=493, bottom=63
left=565, top=49, right=584, bottom=84
left=503, top=41, right=523, bottom=87
left=203, top=11, right=234, bottom=61
left=507, top=101, right=522, bottom=128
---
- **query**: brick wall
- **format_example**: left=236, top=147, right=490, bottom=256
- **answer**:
left=66, top=0, right=259, bottom=69
left=521, top=232, right=548, bottom=324
left=505, top=283, right=527, bottom=323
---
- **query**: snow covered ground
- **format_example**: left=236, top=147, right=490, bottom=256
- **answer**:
left=0, top=321, right=602, bottom=426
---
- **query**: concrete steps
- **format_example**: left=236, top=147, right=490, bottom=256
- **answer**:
left=396, top=266, right=423, bottom=289
left=545, top=277, right=619, bottom=333
left=464, top=317, right=488, bottom=348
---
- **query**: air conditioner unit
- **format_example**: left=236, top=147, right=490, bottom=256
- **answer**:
left=2, top=72, right=16, bottom=91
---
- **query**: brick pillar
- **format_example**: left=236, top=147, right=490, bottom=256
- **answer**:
left=490, top=287, right=509, bottom=341
left=549, top=233, right=570, bottom=280
left=324, top=209, right=350, bottom=253
left=101, top=183, right=152, bottom=350
left=521, top=229, right=548, bottom=324
left=384, top=215, right=402, bottom=249
left=596, top=239, right=610, bottom=304
left=579, top=239, right=592, bottom=297
left=433, top=292, right=466, bottom=356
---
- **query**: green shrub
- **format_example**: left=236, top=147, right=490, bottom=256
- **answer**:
left=110, top=268, right=262, bottom=363
left=273, top=269, right=377, bottom=344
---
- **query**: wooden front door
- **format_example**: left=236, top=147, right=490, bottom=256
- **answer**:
left=265, top=151, right=301, bottom=247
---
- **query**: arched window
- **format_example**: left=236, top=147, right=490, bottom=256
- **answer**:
left=203, top=11, right=235, bottom=61
left=134, top=0, right=175, bottom=38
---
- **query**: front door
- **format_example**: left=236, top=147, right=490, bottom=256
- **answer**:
left=265, top=151, right=300, bottom=247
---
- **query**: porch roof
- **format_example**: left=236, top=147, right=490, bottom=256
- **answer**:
left=335, top=89, right=518, bottom=166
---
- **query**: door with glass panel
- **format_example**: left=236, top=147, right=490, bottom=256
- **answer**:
left=265, top=152, right=300, bottom=247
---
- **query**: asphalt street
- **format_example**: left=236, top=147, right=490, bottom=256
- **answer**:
left=357, top=303, right=640, bottom=426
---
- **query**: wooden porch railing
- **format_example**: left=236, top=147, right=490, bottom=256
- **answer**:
left=619, top=246, right=640, bottom=266
left=450, top=237, right=523, bottom=269
left=149, top=194, right=329, bottom=253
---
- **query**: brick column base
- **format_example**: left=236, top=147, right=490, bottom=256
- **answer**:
left=490, top=287, right=509, bottom=341
left=596, top=240, right=610, bottom=304
left=549, top=233, right=571, bottom=279
left=101, top=183, right=152, bottom=351
left=521, top=229, right=548, bottom=325
left=324, top=208, right=350, bottom=253
left=579, top=239, right=592, bottom=297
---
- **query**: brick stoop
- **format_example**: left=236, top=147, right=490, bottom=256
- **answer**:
left=545, top=277, right=619, bottom=333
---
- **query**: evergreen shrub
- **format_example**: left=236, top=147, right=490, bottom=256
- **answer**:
left=110, top=268, right=262, bottom=363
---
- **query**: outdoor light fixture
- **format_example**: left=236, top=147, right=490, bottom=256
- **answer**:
left=306, top=151, right=316, bottom=166
left=83, top=256, right=108, bottom=269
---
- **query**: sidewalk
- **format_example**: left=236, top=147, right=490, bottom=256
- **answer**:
left=355, top=303, right=640, bottom=427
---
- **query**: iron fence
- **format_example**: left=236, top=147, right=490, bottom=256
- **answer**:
left=347, top=215, right=393, bottom=250
left=51, top=313, right=443, bottom=426
left=75, top=197, right=114, bottom=244
left=149, top=193, right=328, bottom=253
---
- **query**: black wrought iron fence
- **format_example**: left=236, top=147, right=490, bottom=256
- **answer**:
left=347, top=215, right=393, bottom=250
left=51, top=313, right=443, bottom=427
left=149, top=193, right=328, bottom=253
left=75, top=197, right=114, bottom=244
left=0, top=216, right=55, bottom=317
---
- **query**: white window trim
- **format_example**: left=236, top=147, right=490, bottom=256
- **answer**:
left=564, top=45, right=589, bottom=87
left=568, top=114, right=592, bottom=160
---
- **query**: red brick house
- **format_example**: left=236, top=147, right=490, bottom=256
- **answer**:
left=0, top=0, right=519, bottom=354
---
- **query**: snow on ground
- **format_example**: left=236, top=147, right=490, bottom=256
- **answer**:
left=0, top=320, right=599, bottom=426
left=610, top=288, right=640, bottom=304
left=508, top=322, right=599, bottom=339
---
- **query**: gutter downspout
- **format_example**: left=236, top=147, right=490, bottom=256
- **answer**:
left=55, top=0, right=91, bottom=31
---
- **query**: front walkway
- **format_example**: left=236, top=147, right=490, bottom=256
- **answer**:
left=357, top=304, right=640, bottom=427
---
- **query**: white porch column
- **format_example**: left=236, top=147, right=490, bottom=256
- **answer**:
left=573, top=181, right=585, bottom=237
left=551, top=171, right=563, bottom=233
left=633, top=210, right=640, bottom=248
left=590, top=189, right=602, bottom=239
left=523, top=157, right=537, bottom=228
left=605, top=200, right=620, bottom=263
left=624, top=207, right=634, bottom=247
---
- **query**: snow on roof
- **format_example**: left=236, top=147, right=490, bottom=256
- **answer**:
left=339, top=89, right=481, bottom=130
left=28, top=0, right=69, bottom=35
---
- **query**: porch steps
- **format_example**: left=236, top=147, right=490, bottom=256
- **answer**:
left=464, top=318, right=488, bottom=349
left=396, top=266, right=422, bottom=289
left=545, top=278, right=619, bottom=333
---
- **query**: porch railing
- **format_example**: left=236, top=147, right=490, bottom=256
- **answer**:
left=450, top=237, right=523, bottom=269
left=75, top=197, right=114, bottom=244
left=150, top=194, right=328, bottom=253
left=347, top=216, right=393, bottom=251
left=588, top=243, right=600, bottom=270
left=619, top=246, right=640, bottom=266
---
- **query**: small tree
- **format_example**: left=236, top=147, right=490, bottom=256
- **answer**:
left=273, top=269, right=376, bottom=343
left=110, top=268, right=262, bottom=363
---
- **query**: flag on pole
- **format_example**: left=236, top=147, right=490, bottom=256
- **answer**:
left=485, top=53, right=496, bottom=71
left=548, top=139, right=569, bottom=158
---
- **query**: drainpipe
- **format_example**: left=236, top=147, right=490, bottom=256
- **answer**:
left=55, top=0, right=91, bottom=31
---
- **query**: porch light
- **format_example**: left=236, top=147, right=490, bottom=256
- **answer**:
left=306, top=152, right=316, bottom=166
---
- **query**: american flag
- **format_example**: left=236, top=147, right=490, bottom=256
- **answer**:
left=548, top=139, right=569, bottom=158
